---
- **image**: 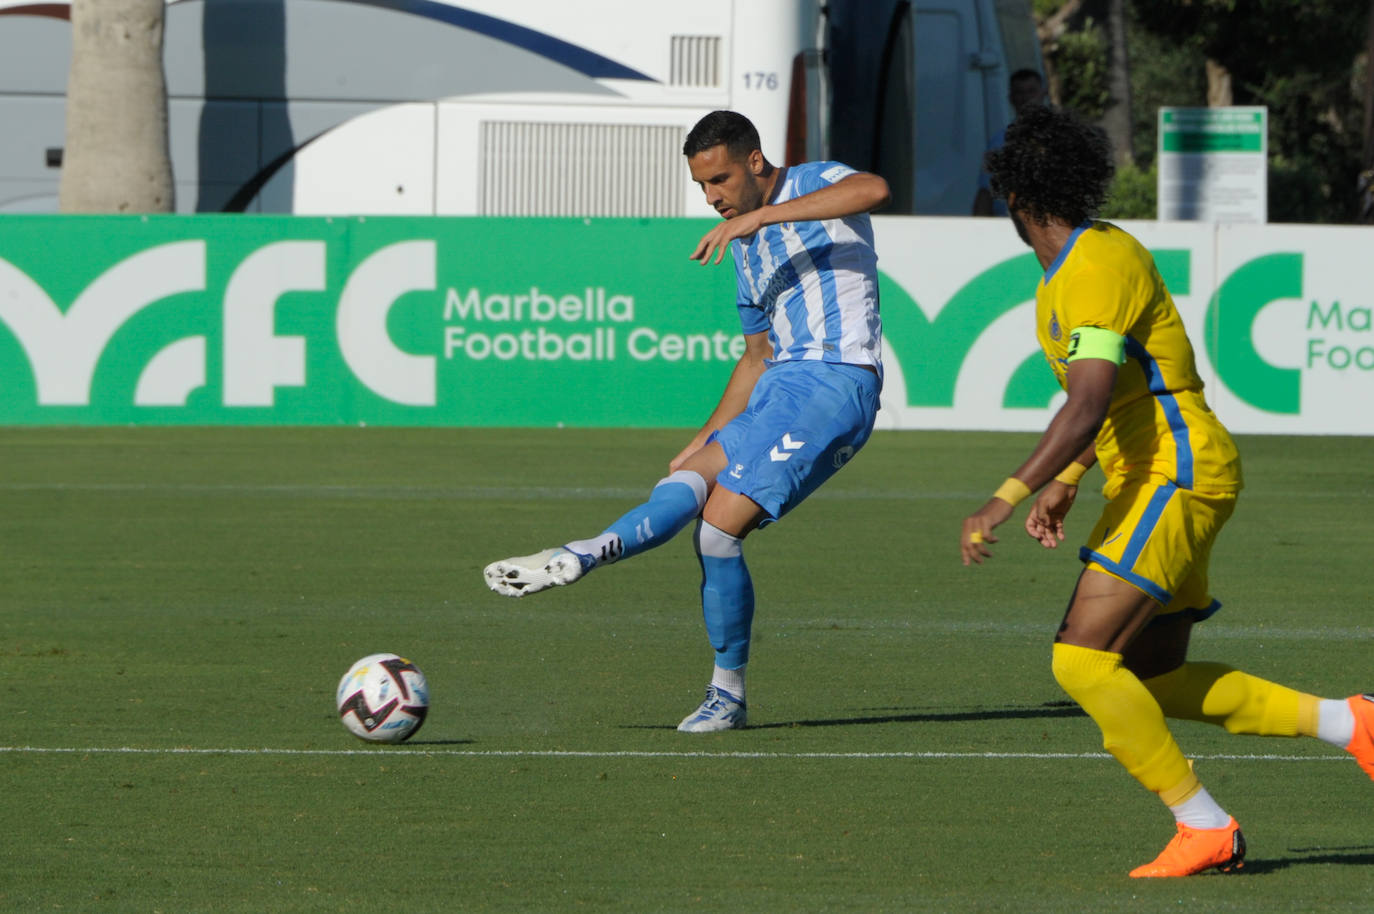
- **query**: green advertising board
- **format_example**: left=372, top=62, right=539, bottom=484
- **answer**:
left=0, top=215, right=1369, bottom=435
left=0, top=215, right=740, bottom=426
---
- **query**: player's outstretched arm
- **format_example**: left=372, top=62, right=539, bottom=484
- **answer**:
left=691, top=173, right=891, bottom=265
left=761, top=171, right=891, bottom=224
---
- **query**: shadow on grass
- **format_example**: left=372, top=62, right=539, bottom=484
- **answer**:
left=1240, top=847, right=1374, bottom=874
left=621, top=700, right=1085, bottom=731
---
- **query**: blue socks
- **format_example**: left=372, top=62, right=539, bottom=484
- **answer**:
left=566, top=470, right=708, bottom=567
left=695, top=520, right=755, bottom=669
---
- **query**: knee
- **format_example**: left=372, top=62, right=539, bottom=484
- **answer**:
left=695, top=519, right=742, bottom=560
left=1051, top=642, right=1121, bottom=696
left=656, top=469, right=708, bottom=513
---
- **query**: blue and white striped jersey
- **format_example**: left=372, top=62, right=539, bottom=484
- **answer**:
left=731, top=161, right=882, bottom=374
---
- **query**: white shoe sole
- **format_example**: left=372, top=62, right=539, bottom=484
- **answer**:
left=483, top=548, right=584, bottom=598
left=677, top=697, right=747, bottom=732
left=677, top=712, right=747, bottom=733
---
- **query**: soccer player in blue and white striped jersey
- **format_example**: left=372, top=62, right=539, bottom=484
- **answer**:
left=485, top=110, right=888, bottom=732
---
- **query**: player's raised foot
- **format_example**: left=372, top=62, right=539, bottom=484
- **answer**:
left=483, top=547, right=588, bottom=598
left=1128, top=818, right=1245, bottom=878
left=1344, top=694, right=1374, bottom=780
left=677, top=685, right=747, bottom=733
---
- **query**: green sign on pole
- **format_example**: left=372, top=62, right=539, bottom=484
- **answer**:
left=1157, top=107, right=1267, bottom=223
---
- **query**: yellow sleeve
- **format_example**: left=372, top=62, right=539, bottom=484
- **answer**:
left=1058, top=264, right=1141, bottom=336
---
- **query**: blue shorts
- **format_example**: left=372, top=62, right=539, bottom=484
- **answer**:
left=710, top=360, right=880, bottom=524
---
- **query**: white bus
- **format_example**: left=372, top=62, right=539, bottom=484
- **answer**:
left=0, top=0, right=818, bottom=216
left=0, top=0, right=1037, bottom=216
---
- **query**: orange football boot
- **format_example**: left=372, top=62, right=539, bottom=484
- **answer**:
left=1345, top=694, right=1374, bottom=781
left=1129, top=818, right=1245, bottom=878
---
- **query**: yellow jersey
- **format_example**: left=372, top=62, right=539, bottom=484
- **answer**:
left=1035, top=222, right=1242, bottom=495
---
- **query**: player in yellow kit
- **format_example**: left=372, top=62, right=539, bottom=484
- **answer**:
left=959, top=104, right=1374, bottom=878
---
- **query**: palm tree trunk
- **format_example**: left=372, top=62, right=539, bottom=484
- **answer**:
left=1101, top=0, right=1133, bottom=167
left=58, top=0, right=174, bottom=213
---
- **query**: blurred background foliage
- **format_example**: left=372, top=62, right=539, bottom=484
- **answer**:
left=1031, top=0, right=1372, bottom=223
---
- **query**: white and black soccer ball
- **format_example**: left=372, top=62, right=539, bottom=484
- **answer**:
left=336, top=653, right=429, bottom=743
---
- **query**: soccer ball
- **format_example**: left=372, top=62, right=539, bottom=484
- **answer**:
left=336, top=653, right=429, bottom=743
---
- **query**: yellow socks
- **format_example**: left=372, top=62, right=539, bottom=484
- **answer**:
left=1141, top=661, right=1315, bottom=737
left=1051, top=643, right=1199, bottom=804
left=1050, top=643, right=1336, bottom=812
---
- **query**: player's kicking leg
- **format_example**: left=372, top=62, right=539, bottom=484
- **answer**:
left=483, top=469, right=709, bottom=598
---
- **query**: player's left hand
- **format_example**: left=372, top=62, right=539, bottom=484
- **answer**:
left=1025, top=480, right=1077, bottom=548
left=961, top=498, right=1014, bottom=566
left=690, top=209, right=766, bottom=265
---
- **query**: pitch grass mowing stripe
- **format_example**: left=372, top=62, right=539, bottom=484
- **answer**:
left=0, top=481, right=1368, bottom=501
left=0, top=745, right=1355, bottom=763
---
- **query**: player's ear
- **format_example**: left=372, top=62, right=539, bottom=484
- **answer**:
left=747, top=148, right=765, bottom=176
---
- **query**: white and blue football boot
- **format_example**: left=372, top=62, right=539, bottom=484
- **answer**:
left=677, top=685, right=747, bottom=732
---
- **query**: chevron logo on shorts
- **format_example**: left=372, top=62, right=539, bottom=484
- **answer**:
left=769, top=432, right=806, bottom=462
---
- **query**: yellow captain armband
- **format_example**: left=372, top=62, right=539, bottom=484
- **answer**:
left=1066, top=325, right=1126, bottom=364
left=1054, top=461, right=1090, bottom=486
left=992, top=477, right=1032, bottom=507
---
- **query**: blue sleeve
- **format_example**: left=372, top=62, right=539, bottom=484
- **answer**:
left=733, top=247, right=769, bottom=334
left=790, top=161, right=858, bottom=196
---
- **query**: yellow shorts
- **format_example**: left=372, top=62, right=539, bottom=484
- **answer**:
left=1079, top=479, right=1237, bottom=619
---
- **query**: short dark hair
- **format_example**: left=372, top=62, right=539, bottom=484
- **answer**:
left=683, top=110, right=761, bottom=161
left=986, top=105, right=1114, bottom=227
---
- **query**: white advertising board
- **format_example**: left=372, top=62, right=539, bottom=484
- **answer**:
left=871, top=217, right=1373, bottom=436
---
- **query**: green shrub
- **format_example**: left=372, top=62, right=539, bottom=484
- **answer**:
left=1102, top=162, right=1157, bottom=220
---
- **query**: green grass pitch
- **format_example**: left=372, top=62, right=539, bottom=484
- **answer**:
left=3, top=427, right=1372, bottom=912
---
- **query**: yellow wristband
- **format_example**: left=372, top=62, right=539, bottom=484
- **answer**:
left=992, top=477, right=1032, bottom=507
left=1054, top=461, right=1090, bottom=487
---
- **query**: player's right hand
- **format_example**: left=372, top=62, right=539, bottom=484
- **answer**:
left=961, top=498, right=1013, bottom=566
left=690, top=208, right=764, bottom=265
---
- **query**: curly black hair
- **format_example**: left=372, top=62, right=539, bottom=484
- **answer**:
left=986, top=105, right=1115, bottom=227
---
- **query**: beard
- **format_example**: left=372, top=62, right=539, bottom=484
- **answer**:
left=735, top=181, right=765, bottom=217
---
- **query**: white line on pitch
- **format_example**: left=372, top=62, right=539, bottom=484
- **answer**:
left=0, top=746, right=1353, bottom=762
